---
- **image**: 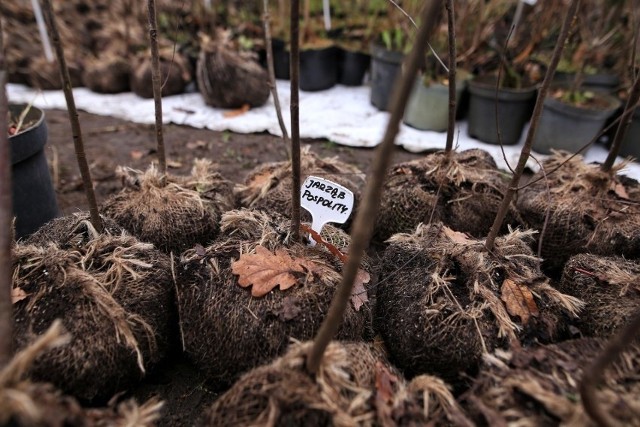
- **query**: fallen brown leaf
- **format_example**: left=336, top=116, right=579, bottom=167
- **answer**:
left=12, top=287, right=28, bottom=304
left=351, top=269, right=370, bottom=311
left=129, top=150, right=144, bottom=160
left=167, top=160, right=183, bottom=169
left=231, top=245, right=319, bottom=297
left=443, top=226, right=471, bottom=244
left=375, top=361, right=399, bottom=427
left=223, top=104, right=250, bottom=118
left=500, top=278, right=539, bottom=324
left=610, top=181, right=629, bottom=199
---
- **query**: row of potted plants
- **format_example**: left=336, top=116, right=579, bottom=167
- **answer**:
left=267, top=0, right=639, bottom=157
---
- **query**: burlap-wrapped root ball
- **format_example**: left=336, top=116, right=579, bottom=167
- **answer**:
left=27, top=55, right=84, bottom=90
left=462, top=338, right=640, bottom=426
left=557, top=254, right=640, bottom=338
left=375, top=222, right=584, bottom=384
left=102, top=159, right=235, bottom=253
left=375, top=149, right=521, bottom=243
left=517, top=152, right=640, bottom=275
left=82, top=53, right=131, bottom=93
left=201, top=340, right=472, bottom=426
left=12, top=233, right=176, bottom=401
left=1, top=321, right=164, bottom=427
left=177, top=209, right=375, bottom=386
left=236, top=147, right=366, bottom=230
left=196, top=35, right=270, bottom=108
left=131, top=49, right=192, bottom=98
left=25, top=211, right=123, bottom=250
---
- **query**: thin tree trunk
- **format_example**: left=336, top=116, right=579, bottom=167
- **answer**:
left=484, top=0, right=580, bottom=252
left=580, top=310, right=640, bottom=427
left=41, top=0, right=102, bottom=233
left=290, top=0, right=301, bottom=241
left=602, top=74, right=640, bottom=171
left=444, top=0, right=457, bottom=154
left=263, top=0, right=291, bottom=160
left=0, top=22, right=14, bottom=368
left=306, top=0, right=444, bottom=375
left=148, top=0, right=167, bottom=175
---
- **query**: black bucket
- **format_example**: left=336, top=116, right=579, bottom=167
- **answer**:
left=338, top=49, right=370, bottom=86
left=299, top=46, right=339, bottom=92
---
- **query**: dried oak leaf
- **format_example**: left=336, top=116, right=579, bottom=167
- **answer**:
left=610, top=181, right=629, bottom=199
left=12, top=287, right=28, bottom=304
left=375, top=361, right=399, bottom=427
left=223, top=103, right=250, bottom=118
left=443, top=226, right=471, bottom=244
left=231, top=245, right=319, bottom=297
left=351, top=269, right=370, bottom=312
left=500, top=278, right=539, bottom=324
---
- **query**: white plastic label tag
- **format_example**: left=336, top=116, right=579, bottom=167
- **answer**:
left=301, top=176, right=354, bottom=245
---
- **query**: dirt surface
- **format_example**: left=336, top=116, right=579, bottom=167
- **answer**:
left=45, top=109, right=425, bottom=215
left=43, top=108, right=425, bottom=425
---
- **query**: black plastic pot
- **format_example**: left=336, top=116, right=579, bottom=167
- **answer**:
left=338, top=48, right=370, bottom=86
left=9, top=104, right=59, bottom=239
left=370, top=43, right=404, bottom=111
left=467, top=78, right=537, bottom=145
left=272, top=38, right=290, bottom=80
left=532, top=93, right=621, bottom=155
left=619, top=107, right=640, bottom=160
left=554, top=72, right=620, bottom=94
left=299, top=45, right=339, bottom=92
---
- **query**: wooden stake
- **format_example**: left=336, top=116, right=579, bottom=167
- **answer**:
left=484, top=0, right=580, bottom=252
left=41, top=0, right=102, bottom=233
left=306, top=0, right=444, bottom=375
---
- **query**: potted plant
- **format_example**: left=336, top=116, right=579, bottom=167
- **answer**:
left=465, top=0, right=548, bottom=145
left=334, top=12, right=373, bottom=87
left=8, top=104, right=59, bottom=239
left=369, top=0, right=420, bottom=110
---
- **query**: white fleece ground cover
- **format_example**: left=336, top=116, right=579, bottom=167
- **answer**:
left=7, top=80, right=640, bottom=180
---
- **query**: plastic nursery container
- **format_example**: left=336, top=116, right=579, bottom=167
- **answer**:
left=403, top=74, right=468, bottom=132
left=338, top=48, right=370, bottom=86
left=370, top=43, right=404, bottom=111
left=299, top=45, right=339, bottom=92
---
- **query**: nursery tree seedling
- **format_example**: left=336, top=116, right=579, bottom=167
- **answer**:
left=41, top=0, right=102, bottom=233
left=147, top=0, right=167, bottom=175
left=0, top=22, right=13, bottom=368
left=306, top=0, right=444, bottom=375
left=290, top=0, right=301, bottom=241
left=444, top=0, right=457, bottom=154
left=300, top=176, right=354, bottom=245
left=484, top=0, right=580, bottom=252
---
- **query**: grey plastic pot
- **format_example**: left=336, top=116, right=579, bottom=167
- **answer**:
left=403, top=73, right=468, bottom=132
left=532, top=93, right=621, bottom=155
left=619, top=107, right=640, bottom=160
left=554, top=72, right=620, bottom=93
left=370, top=43, right=404, bottom=111
left=9, top=104, right=59, bottom=238
left=467, top=78, right=537, bottom=145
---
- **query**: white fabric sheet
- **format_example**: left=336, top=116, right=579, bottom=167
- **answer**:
left=7, top=81, right=640, bottom=180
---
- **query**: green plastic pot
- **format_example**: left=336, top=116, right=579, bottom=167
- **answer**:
left=403, top=73, right=469, bottom=132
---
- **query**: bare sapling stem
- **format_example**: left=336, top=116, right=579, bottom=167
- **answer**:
left=580, top=310, right=640, bottom=427
left=602, top=71, right=640, bottom=171
left=444, top=0, right=457, bottom=154
left=263, top=0, right=291, bottom=160
left=484, top=0, right=580, bottom=252
left=0, top=23, right=14, bottom=368
left=41, top=0, right=103, bottom=233
left=147, top=0, right=167, bottom=176
left=290, top=0, right=301, bottom=242
left=306, top=0, right=444, bottom=375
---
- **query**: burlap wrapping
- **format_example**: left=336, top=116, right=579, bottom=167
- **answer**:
left=102, top=159, right=235, bottom=253
left=376, top=222, right=583, bottom=384
left=176, top=209, right=374, bottom=387
left=517, top=151, right=640, bottom=275
left=375, top=149, right=520, bottom=243
left=463, top=338, right=640, bottom=426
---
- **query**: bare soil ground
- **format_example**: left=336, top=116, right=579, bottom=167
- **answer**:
left=43, top=108, right=426, bottom=425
